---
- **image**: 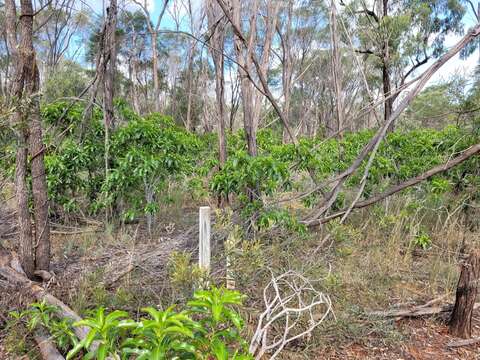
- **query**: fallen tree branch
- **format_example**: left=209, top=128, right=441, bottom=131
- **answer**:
left=368, top=302, right=480, bottom=318
left=303, top=22, right=480, bottom=225
left=306, top=143, right=480, bottom=226
left=0, top=247, right=91, bottom=344
left=447, top=337, right=480, bottom=348
left=50, top=228, right=101, bottom=235
left=34, top=328, right=65, bottom=360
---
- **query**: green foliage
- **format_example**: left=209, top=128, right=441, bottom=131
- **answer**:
left=8, top=301, right=78, bottom=353
left=414, top=231, right=432, bottom=250
left=43, top=61, right=89, bottom=103
left=349, top=0, right=465, bottom=79
left=168, top=251, right=206, bottom=295
left=102, top=114, right=200, bottom=218
left=14, top=288, right=251, bottom=360
left=257, top=209, right=306, bottom=234
left=18, top=99, right=479, bottom=230
left=210, top=151, right=291, bottom=198
left=41, top=102, right=200, bottom=219
left=66, top=287, right=250, bottom=359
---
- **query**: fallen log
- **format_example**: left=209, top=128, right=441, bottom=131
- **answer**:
left=34, top=328, right=65, bottom=360
left=0, top=247, right=90, bottom=344
left=446, top=337, right=480, bottom=348
left=368, top=302, right=480, bottom=318
left=306, top=142, right=480, bottom=226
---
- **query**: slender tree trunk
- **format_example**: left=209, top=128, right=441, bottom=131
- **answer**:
left=103, top=1, right=117, bottom=130
left=185, top=45, right=195, bottom=131
left=132, top=0, right=169, bottom=113
left=29, top=95, right=50, bottom=272
left=330, top=0, right=344, bottom=136
left=6, top=0, right=51, bottom=276
left=207, top=0, right=227, bottom=165
left=152, top=32, right=160, bottom=112
left=103, top=0, right=117, bottom=222
left=449, top=249, right=480, bottom=339
left=231, top=0, right=278, bottom=158
left=131, top=58, right=140, bottom=113
left=381, top=0, right=394, bottom=131
left=382, top=61, right=393, bottom=127
left=15, top=144, right=35, bottom=278
left=0, top=71, right=3, bottom=98
left=281, top=1, right=293, bottom=143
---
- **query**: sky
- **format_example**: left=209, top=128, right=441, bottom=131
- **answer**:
left=81, top=0, right=480, bottom=87
left=86, top=0, right=202, bottom=30
left=427, top=9, right=480, bottom=85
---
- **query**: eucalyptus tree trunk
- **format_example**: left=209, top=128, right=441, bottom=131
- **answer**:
left=207, top=0, right=227, bottom=165
left=281, top=1, right=294, bottom=143
left=449, top=249, right=480, bottom=339
left=381, top=0, right=394, bottom=131
left=129, top=56, right=141, bottom=114
left=132, top=0, right=169, bottom=112
left=102, top=0, right=117, bottom=223
left=231, top=0, right=279, bottom=158
left=151, top=31, right=160, bottom=112
left=103, top=0, right=117, bottom=130
left=185, top=0, right=196, bottom=132
left=5, top=0, right=50, bottom=277
left=329, top=0, right=344, bottom=136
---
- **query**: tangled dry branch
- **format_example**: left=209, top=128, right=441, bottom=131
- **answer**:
left=249, top=270, right=333, bottom=359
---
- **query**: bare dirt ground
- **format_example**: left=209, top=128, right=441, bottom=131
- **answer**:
left=317, top=317, right=480, bottom=359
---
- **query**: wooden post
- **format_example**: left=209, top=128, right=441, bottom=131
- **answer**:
left=449, top=249, right=480, bottom=338
left=199, top=206, right=211, bottom=272
left=225, top=231, right=236, bottom=290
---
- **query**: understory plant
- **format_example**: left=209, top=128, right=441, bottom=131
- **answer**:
left=12, top=287, right=251, bottom=360
left=6, top=100, right=478, bottom=232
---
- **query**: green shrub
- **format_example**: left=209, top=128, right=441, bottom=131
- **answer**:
left=13, top=287, right=252, bottom=360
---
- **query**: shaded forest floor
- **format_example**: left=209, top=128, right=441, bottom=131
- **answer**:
left=319, top=317, right=480, bottom=359
left=1, top=194, right=480, bottom=359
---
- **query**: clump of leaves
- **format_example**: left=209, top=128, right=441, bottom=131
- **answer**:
left=8, top=301, right=78, bottom=353
left=414, top=231, right=432, bottom=250
left=168, top=251, right=206, bottom=296
left=16, top=287, right=252, bottom=360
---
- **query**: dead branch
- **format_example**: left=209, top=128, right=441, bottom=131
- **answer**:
left=303, top=23, right=480, bottom=225
left=34, top=328, right=65, bottom=360
left=368, top=302, right=480, bottom=318
left=249, top=270, right=333, bottom=359
left=447, top=337, right=480, bottom=348
left=102, top=231, right=186, bottom=287
left=0, top=247, right=91, bottom=344
left=306, top=142, right=480, bottom=226
left=50, top=228, right=101, bottom=235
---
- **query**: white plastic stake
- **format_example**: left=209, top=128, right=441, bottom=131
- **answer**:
left=199, top=206, right=211, bottom=272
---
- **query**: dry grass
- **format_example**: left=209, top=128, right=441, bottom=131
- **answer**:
left=1, top=186, right=479, bottom=359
